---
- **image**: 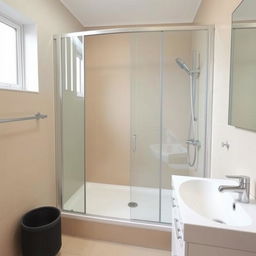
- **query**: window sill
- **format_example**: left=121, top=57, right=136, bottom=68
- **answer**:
left=0, top=86, right=39, bottom=94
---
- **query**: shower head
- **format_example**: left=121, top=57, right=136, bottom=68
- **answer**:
left=175, top=58, right=191, bottom=74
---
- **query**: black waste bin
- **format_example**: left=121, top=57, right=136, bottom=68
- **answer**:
left=21, top=206, right=62, bottom=256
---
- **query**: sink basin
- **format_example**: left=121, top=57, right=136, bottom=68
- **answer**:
left=179, top=179, right=252, bottom=227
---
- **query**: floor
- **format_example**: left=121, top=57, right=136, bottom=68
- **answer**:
left=60, top=235, right=170, bottom=256
left=64, top=182, right=172, bottom=223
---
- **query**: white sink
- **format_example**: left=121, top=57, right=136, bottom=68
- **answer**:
left=179, top=179, right=252, bottom=227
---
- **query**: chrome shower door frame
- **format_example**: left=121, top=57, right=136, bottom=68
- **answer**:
left=54, top=25, right=214, bottom=227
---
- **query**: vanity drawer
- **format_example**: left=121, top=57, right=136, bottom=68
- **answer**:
left=173, top=217, right=185, bottom=256
left=172, top=191, right=185, bottom=256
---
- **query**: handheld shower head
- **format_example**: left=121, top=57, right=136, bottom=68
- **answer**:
left=175, top=58, right=191, bottom=74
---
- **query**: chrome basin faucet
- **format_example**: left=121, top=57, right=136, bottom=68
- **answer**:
left=218, top=175, right=250, bottom=203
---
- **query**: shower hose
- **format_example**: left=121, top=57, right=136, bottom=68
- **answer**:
left=187, top=74, right=200, bottom=167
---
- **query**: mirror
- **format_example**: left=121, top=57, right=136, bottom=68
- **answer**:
left=229, top=0, right=256, bottom=131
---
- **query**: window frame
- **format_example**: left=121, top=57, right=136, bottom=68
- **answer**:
left=76, top=52, right=84, bottom=97
left=0, top=14, right=24, bottom=90
left=74, top=37, right=84, bottom=98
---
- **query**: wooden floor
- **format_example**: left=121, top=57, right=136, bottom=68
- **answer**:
left=60, top=235, right=170, bottom=256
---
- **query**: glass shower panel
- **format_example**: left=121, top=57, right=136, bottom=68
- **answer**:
left=61, top=36, right=85, bottom=213
left=56, top=27, right=211, bottom=224
left=190, top=30, right=209, bottom=179
left=130, top=32, right=162, bottom=222
left=161, top=30, right=209, bottom=223
left=85, top=34, right=132, bottom=219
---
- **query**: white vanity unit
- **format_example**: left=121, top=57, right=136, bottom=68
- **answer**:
left=171, top=176, right=256, bottom=256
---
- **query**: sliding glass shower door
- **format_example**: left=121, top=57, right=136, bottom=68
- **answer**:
left=130, top=32, right=162, bottom=222
left=56, top=27, right=212, bottom=225
left=130, top=29, right=210, bottom=224
left=60, top=36, right=85, bottom=214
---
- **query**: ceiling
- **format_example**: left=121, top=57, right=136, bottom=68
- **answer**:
left=60, top=0, right=202, bottom=27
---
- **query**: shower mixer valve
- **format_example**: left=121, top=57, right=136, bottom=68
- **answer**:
left=186, top=139, right=201, bottom=147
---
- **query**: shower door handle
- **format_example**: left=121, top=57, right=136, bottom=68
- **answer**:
left=132, top=134, right=137, bottom=152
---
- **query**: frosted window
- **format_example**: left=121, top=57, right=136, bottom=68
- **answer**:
left=0, top=21, right=18, bottom=85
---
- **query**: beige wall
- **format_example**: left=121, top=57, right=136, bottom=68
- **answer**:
left=85, top=34, right=131, bottom=185
left=0, top=0, right=83, bottom=255
left=163, top=32, right=191, bottom=147
left=195, top=0, right=256, bottom=198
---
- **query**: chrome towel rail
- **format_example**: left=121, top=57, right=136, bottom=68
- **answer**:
left=0, top=112, right=47, bottom=124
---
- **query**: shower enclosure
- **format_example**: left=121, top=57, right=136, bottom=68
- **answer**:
left=54, top=26, right=214, bottom=226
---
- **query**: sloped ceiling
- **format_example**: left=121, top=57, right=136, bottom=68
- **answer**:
left=60, top=0, right=202, bottom=27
